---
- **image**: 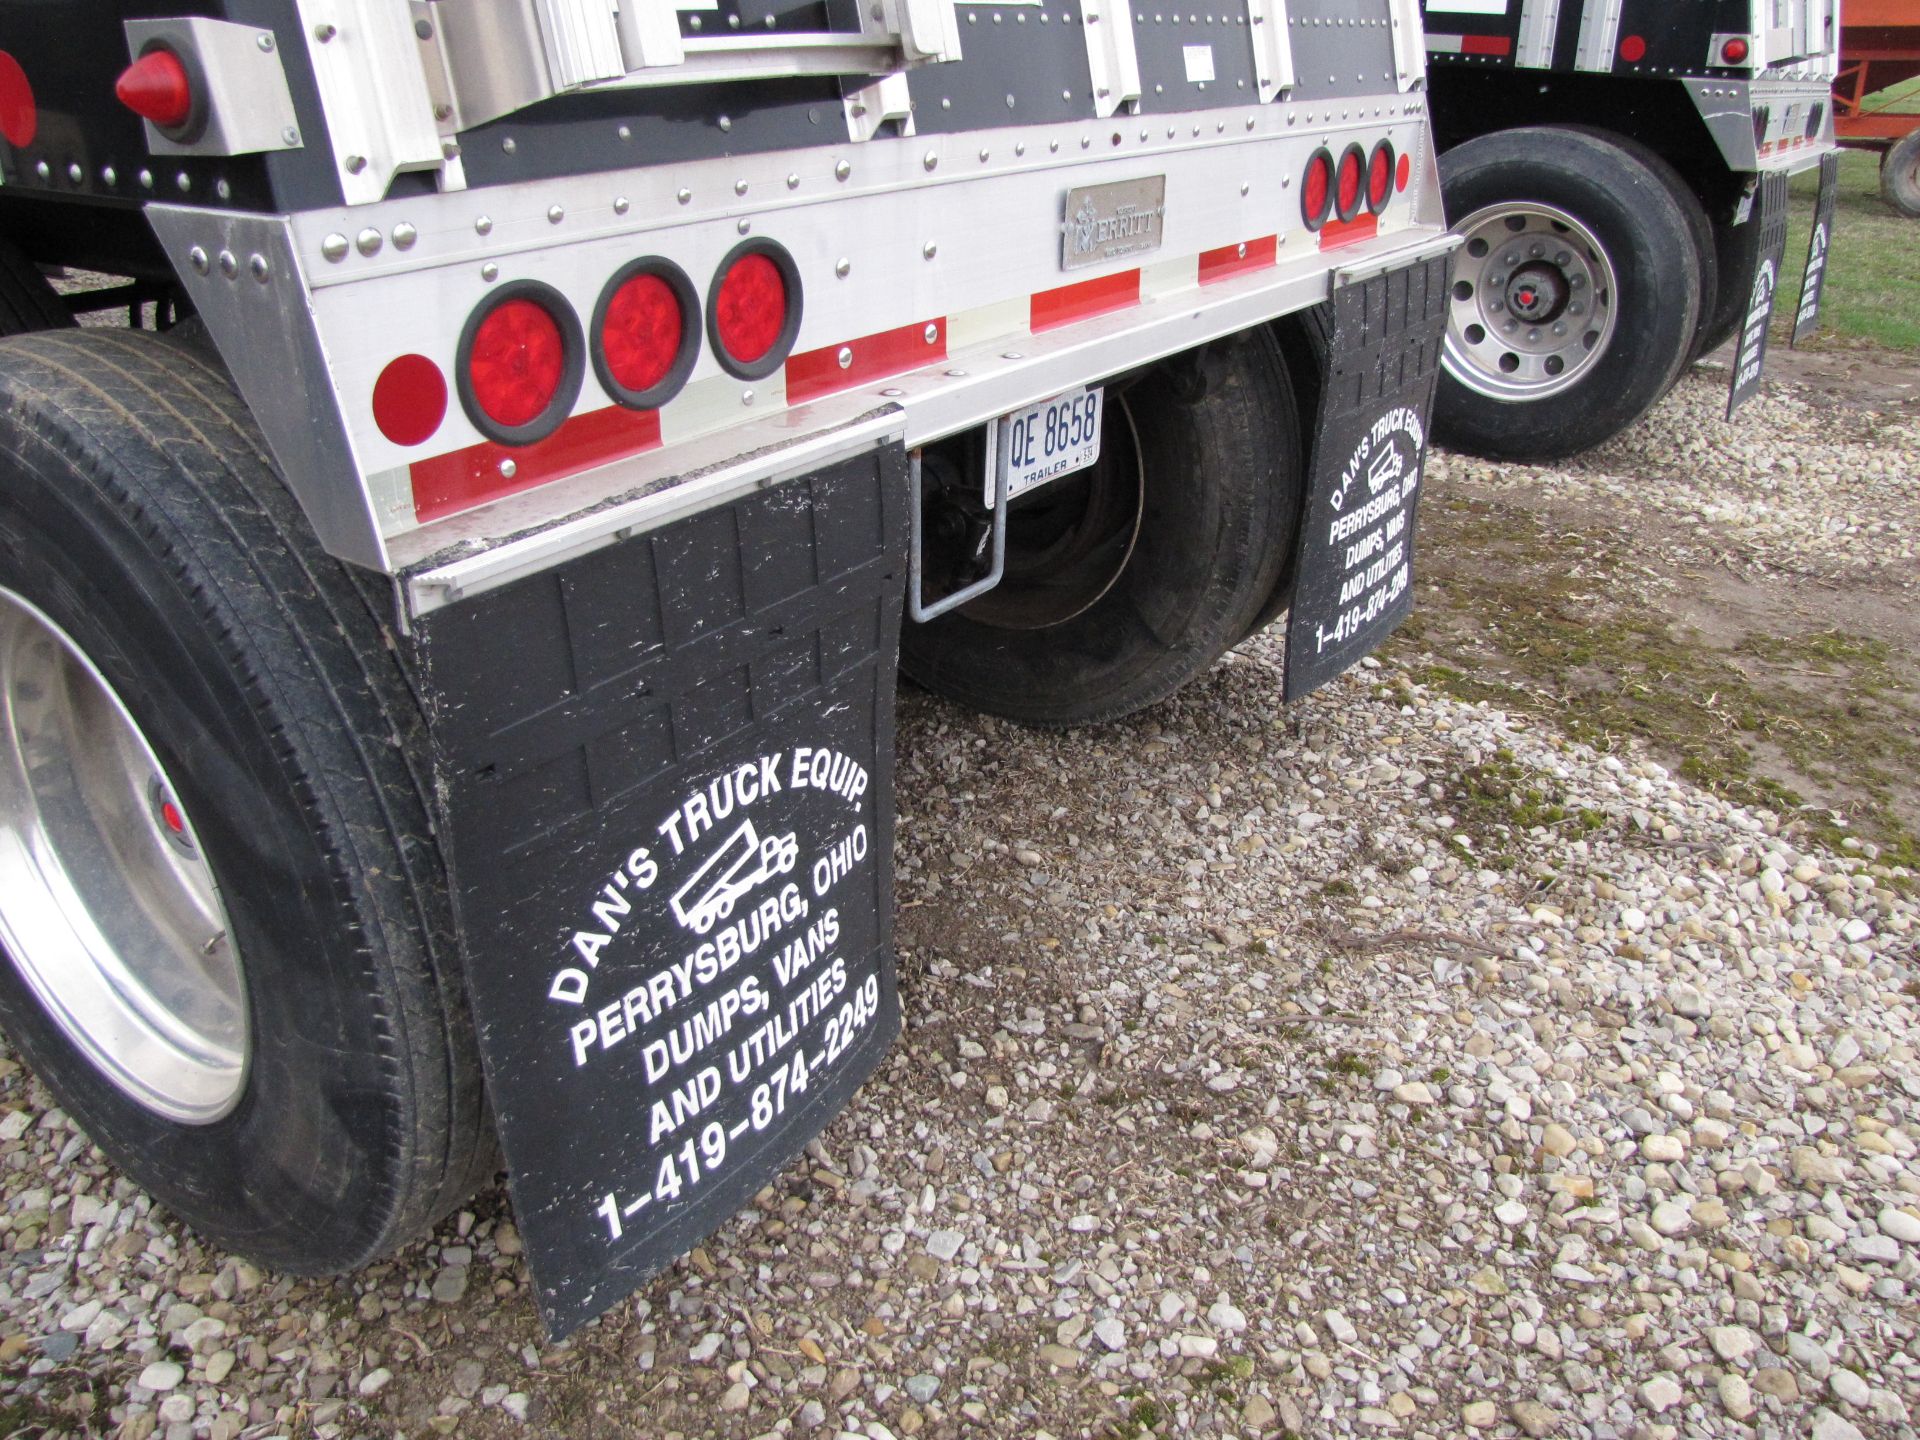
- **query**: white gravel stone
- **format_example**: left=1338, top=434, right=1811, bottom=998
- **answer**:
left=1639, top=1375, right=1683, bottom=1413
left=1877, top=1207, right=1920, bottom=1244
left=137, top=1361, right=184, bottom=1392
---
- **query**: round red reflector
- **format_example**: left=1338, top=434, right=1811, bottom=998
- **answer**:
left=604, top=273, right=682, bottom=394
left=1336, top=146, right=1365, bottom=221
left=1721, top=37, right=1749, bottom=64
left=1367, top=143, right=1394, bottom=213
left=1302, top=150, right=1333, bottom=228
left=372, top=354, right=448, bottom=447
left=1396, top=152, right=1412, bottom=193
left=1619, top=33, right=1647, bottom=63
left=714, top=253, right=786, bottom=366
left=0, top=50, right=36, bottom=148
left=115, top=48, right=194, bottom=131
left=468, top=299, right=566, bottom=429
left=160, top=800, right=185, bottom=835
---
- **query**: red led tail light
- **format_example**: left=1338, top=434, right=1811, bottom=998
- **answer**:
left=1302, top=148, right=1334, bottom=231
left=1336, top=144, right=1366, bottom=223
left=593, top=259, right=699, bottom=409
left=456, top=283, right=584, bottom=445
left=707, top=240, right=802, bottom=381
left=1721, top=37, right=1750, bottom=64
left=1367, top=141, right=1395, bottom=214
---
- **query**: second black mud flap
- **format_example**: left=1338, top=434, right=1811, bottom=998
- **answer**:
left=1727, top=170, right=1792, bottom=417
left=408, top=444, right=910, bottom=1337
left=1284, top=252, right=1452, bottom=701
left=1792, top=153, right=1841, bottom=349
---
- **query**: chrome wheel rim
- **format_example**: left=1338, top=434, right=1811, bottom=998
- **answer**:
left=0, top=588, right=247, bottom=1123
left=1443, top=202, right=1619, bottom=402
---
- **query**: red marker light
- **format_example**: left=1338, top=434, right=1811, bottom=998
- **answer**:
left=115, top=48, right=193, bottom=131
left=372, top=354, right=448, bottom=447
left=1721, top=36, right=1750, bottom=64
left=160, top=800, right=185, bottom=835
left=1302, top=149, right=1333, bottom=229
left=1396, top=152, right=1412, bottom=193
left=1619, top=34, right=1647, bottom=63
left=468, top=299, right=567, bottom=429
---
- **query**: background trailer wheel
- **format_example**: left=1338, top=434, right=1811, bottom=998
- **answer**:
left=1434, top=127, right=1703, bottom=463
left=900, top=328, right=1303, bottom=727
left=0, top=330, right=491, bottom=1274
left=1883, top=130, right=1920, bottom=219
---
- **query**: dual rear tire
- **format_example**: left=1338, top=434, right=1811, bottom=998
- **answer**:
left=901, top=327, right=1304, bottom=726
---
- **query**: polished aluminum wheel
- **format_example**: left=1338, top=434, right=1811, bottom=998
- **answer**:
left=1443, top=202, right=1619, bottom=402
left=0, top=588, right=246, bottom=1123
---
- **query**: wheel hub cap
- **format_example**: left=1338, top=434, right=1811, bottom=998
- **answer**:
left=1443, top=202, right=1619, bottom=401
left=0, top=588, right=248, bottom=1124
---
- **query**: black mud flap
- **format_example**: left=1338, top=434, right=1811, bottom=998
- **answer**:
left=1791, top=152, right=1841, bottom=348
left=1284, top=252, right=1451, bottom=701
left=1726, top=170, right=1791, bottom=417
left=409, top=445, right=909, bottom=1337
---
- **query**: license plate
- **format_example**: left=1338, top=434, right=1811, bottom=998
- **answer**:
left=985, top=387, right=1104, bottom=506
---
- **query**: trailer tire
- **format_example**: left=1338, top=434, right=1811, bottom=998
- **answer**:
left=0, top=236, right=74, bottom=336
left=1435, top=127, right=1702, bottom=462
left=900, top=327, right=1301, bottom=726
left=1882, top=131, right=1920, bottom=219
left=0, top=329, right=492, bottom=1274
left=1696, top=205, right=1766, bottom=359
left=1555, top=129, right=1719, bottom=371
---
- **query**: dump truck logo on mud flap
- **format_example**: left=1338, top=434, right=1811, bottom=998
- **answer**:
left=1734, top=259, right=1777, bottom=393
left=671, top=821, right=800, bottom=934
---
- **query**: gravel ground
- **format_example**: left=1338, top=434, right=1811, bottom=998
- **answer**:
left=2, top=366, right=1917, bottom=1440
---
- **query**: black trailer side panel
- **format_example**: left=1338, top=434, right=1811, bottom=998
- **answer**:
left=412, top=447, right=910, bottom=1337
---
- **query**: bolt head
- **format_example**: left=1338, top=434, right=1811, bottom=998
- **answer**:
left=392, top=222, right=418, bottom=249
left=188, top=246, right=210, bottom=275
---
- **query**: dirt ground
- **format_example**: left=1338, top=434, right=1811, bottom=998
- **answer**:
left=1392, top=348, right=1920, bottom=873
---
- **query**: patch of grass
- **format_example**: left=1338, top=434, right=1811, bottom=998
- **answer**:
left=1328, top=1051, right=1373, bottom=1079
left=1320, top=878, right=1357, bottom=898
left=1775, top=149, right=1920, bottom=353
left=1390, top=499, right=1920, bottom=880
